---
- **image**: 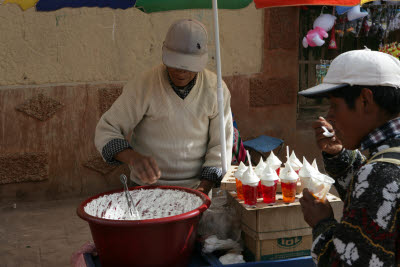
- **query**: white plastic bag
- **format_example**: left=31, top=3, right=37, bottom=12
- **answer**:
left=202, top=235, right=241, bottom=254
left=219, top=252, right=246, bottom=265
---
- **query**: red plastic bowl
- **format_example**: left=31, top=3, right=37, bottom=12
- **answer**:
left=77, top=185, right=211, bottom=267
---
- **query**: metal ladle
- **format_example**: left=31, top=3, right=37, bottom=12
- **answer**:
left=119, top=174, right=141, bottom=220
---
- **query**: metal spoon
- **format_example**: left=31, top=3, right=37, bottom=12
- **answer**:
left=321, top=126, right=334, bottom=138
left=119, top=174, right=141, bottom=220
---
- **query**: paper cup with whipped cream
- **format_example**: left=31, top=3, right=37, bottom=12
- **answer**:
left=308, top=173, right=334, bottom=202
left=254, top=158, right=266, bottom=198
left=260, top=166, right=279, bottom=204
left=298, top=157, right=315, bottom=192
left=312, top=159, right=319, bottom=172
left=266, top=151, right=282, bottom=176
left=279, top=162, right=291, bottom=180
left=234, top=162, right=247, bottom=200
left=289, top=151, right=303, bottom=172
left=280, top=163, right=299, bottom=203
left=241, top=167, right=260, bottom=207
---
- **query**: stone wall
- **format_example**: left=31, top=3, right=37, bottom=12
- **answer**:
left=0, top=83, right=130, bottom=200
left=0, top=4, right=263, bottom=86
left=0, top=3, right=265, bottom=200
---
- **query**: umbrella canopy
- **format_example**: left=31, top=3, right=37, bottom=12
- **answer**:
left=254, top=0, right=374, bottom=8
left=2, top=0, right=252, bottom=12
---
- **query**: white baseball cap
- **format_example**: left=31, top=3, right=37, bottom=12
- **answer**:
left=162, top=19, right=208, bottom=73
left=299, top=49, right=400, bottom=98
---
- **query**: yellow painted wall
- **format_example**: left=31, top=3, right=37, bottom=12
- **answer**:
left=0, top=3, right=263, bottom=86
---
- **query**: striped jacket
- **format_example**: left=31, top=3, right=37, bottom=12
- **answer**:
left=312, top=117, right=400, bottom=266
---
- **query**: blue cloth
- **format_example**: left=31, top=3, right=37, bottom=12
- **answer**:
left=243, top=135, right=283, bottom=153
left=36, top=0, right=136, bottom=11
left=336, top=6, right=354, bottom=15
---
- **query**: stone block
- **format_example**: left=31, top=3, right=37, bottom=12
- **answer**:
left=249, top=77, right=297, bottom=107
left=267, top=8, right=298, bottom=50
left=0, top=152, right=49, bottom=184
left=97, top=85, right=123, bottom=115
left=15, top=93, right=63, bottom=121
left=83, top=154, right=117, bottom=175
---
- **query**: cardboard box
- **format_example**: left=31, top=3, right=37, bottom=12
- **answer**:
left=221, top=165, right=302, bottom=193
left=227, top=192, right=343, bottom=261
left=243, top=232, right=313, bottom=261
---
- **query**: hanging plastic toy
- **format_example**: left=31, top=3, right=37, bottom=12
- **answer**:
left=363, top=13, right=372, bottom=36
left=345, top=19, right=357, bottom=35
left=377, top=15, right=388, bottom=41
left=328, top=7, right=338, bottom=49
left=335, top=16, right=346, bottom=37
left=328, top=23, right=337, bottom=49
left=302, top=9, right=337, bottom=48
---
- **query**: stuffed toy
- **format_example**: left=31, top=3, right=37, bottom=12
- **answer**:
left=302, top=14, right=336, bottom=48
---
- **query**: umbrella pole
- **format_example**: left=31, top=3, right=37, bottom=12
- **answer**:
left=212, top=0, right=228, bottom=176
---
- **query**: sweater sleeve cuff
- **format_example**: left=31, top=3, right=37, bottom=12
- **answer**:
left=322, top=149, right=355, bottom=177
left=201, top=167, right=222, bottom=187
left=101, top=139, right=132, bottom=165
left=312, top=217, right=337, bottom=240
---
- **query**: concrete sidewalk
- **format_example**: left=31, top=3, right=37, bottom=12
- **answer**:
left=0, top=197, right=93, bottom=267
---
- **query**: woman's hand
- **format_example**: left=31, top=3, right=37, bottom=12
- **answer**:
left=115, top=149, right=161, bottom=184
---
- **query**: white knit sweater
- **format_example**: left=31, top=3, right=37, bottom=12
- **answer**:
left=95, top=64, right=233, bottom=188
